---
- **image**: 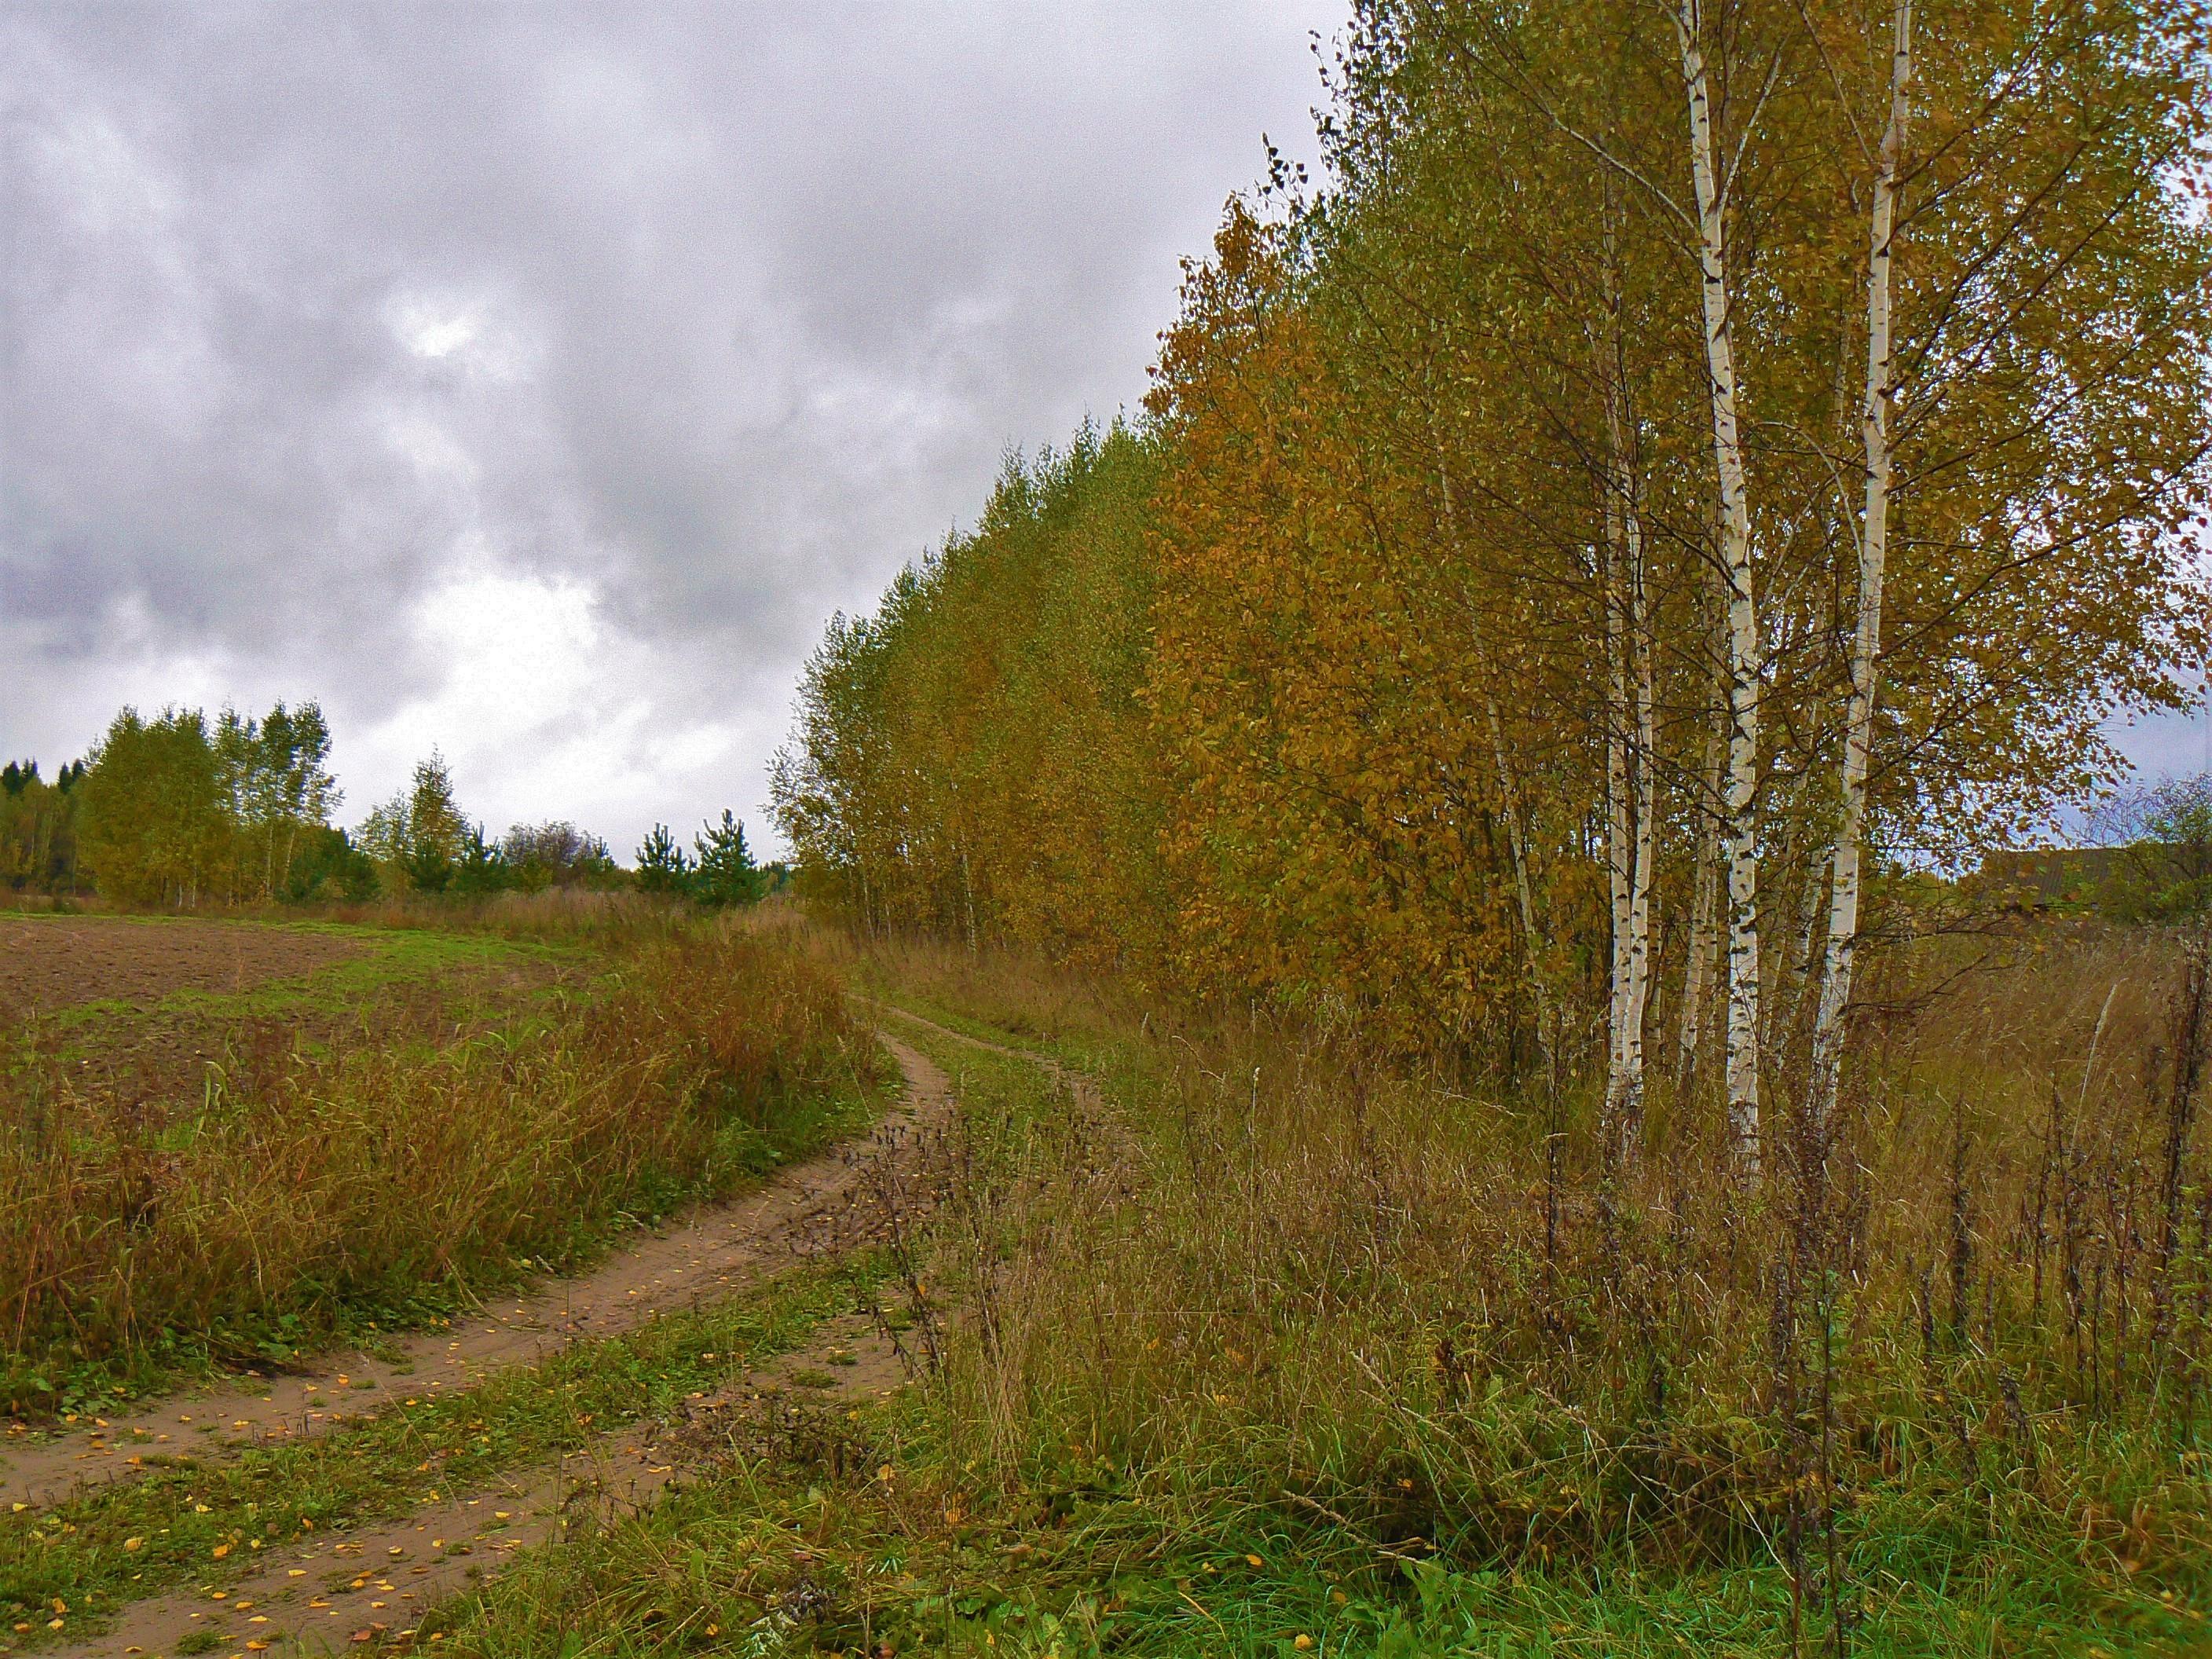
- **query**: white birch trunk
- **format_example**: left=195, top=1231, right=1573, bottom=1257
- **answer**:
left=1604, top=443, right=1636, bottom=1140
left=1676, top=716, right=1724, bottom=1101
left=1809, top=0, right=1914, bottom=1134
left=1627, top=504, right=1657, bottom=1132
left=1601, top=361, right=1654, bottom=1167
left=1677, top=0, right=1764, bottom=1170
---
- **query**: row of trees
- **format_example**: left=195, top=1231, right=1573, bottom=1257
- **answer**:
left=352, top=753, right=626, bottom=896
left=8, top=707, right=775, bottom=910
left=68, top=703, right=342, bottom=906
left=777, top=0, right=2212, bottom=1137
left=0, top=760, right=87, bottom=895
left=636, top=811, right=775, bottom=908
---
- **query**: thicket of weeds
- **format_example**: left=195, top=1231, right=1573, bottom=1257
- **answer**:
left=846, top=927, right=2212, bottom=1653
left=309, top=887, right=701, bottom=947
left=0, top=928, right=884, bottom=1412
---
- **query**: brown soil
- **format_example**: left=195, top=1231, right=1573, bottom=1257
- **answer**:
left=63, top=1320, right=907, bottom=1659
left=31, top=1027, right=964, bottom=1659
left=0, top=921, right=368, bottom=1021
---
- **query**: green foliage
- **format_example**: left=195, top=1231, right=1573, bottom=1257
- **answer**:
left=283, top=823, right=379, bottom=902
left=775, top=0, right=2212, bottom=1070
left=634, top=822, right=693, bottom=896
left=773, top=422, right=1166, bottom=965
left=0, top=759, right=85, bottom=895
left=77, top=707, right=232, bottom=906
left=500, top=821, right=618, bottom=892
left=359, top=751, right=470, bottom=895
left=2115, top=773, right=2212, bottom=920
left=214, top=699, right=339, bottom=899
left=65, top=701, right=345, bottom=906
left=451, top=822, right=514, bottom=896
left=691, top=810, right=764, bottom=908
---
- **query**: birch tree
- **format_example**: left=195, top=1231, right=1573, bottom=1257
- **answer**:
left=1675, top=0, right=1766, bottom=1166
left=1807, top=0, right=1912, bottom=1137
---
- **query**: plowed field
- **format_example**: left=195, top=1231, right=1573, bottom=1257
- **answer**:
left=0, top=916, right=368, bottom=1020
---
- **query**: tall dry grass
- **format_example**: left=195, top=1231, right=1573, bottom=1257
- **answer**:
left=888, top=921, right=2212, bottom=1607
left=0, top=929, right=880, bottom=1407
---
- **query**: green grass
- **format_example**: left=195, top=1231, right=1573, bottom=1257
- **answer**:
left=0, top=1254, right=894, bottom=1654
left=21, top=953, right=2203, bottom=1655
left=18, top=917, right=583, bottom=1060
left=401, top=986, right=2212, bottom=1657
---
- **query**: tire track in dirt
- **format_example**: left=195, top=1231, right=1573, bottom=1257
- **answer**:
left=38, top=1035, right=954, bottom=1658
left=2, top=1036, right=950, bottom=1511
left=63, top=1313, right=911, bottom=1659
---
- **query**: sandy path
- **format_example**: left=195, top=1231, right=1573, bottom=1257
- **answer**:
left=3, top=1035, right=949, bottom=1512
left=38, top=1032, right=954, bottom=1658
left=67, top=1313, right=910, bottom=1659
left=28, top=1023, right=1004, bottom=1658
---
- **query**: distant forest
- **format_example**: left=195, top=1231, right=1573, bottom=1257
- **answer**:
left=3, top=701, right=777, bottom=909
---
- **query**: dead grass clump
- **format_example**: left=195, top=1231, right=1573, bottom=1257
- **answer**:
left=0, top=929, right=879, bottom=1408
left=855, top=934, right=1150, bottom=1048
left=903, top=919, right=2212, bottom=1595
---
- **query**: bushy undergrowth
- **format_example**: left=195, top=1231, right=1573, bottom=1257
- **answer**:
left=848, top=929, right=2212, bottom=1650
left=0, top=928, right=881, bottom=1409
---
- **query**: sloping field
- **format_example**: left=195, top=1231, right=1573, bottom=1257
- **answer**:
left=0, top=917, right=368, bottom=1019
left=2, top=917, right=574, bottom=1128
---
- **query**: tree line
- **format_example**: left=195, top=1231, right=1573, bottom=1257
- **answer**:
left=4, top=702, right=776, bottom=909
left=775, top=0, right=2212, bottom=1136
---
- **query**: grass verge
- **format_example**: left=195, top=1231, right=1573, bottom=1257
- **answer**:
left=0, top=1254, right=892, bottom=1653
left=412, top=982, right=2212, bottom=1657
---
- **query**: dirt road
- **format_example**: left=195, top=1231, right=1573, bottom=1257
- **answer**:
left=28, top=1031, right=958, bottom=1659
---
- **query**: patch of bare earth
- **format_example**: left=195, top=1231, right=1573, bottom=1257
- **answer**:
left=5, top=919, right=577, bottom=1130
left=0, top=921, right=368, bottom=1021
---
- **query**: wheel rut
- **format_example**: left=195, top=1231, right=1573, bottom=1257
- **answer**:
left=27, top=1034, right=958, bottom=1659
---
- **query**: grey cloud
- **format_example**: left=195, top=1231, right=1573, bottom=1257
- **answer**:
left=2, top=0, right=1342, bottom=848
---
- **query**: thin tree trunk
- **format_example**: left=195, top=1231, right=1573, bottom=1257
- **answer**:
left=1809, top=0, right=1913, bottom=1137
left=1433, top=431, right=1558, bottom=1066
left=1678, top=0, right=1763, bottom=1170
left=1628, top=506, right=1657, bottom=1129
left=1605, top=425, right=1636, bottom=1149
left=1600, top=304, right=1654, bottom=1170
left=962, top=845, right=980, bottom=954
left=1676, top=713, right=1724, bottom=1104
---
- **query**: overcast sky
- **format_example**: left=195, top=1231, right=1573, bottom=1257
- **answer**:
left=2, top=1, right=1344, bottom=855
left=4, top=2, right=2203, bottom=862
